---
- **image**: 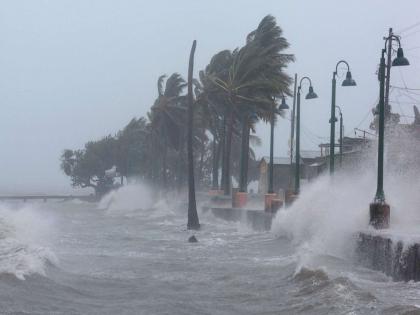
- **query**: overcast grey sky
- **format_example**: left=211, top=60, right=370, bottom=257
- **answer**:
left=1, top=0, right=420, bottom=194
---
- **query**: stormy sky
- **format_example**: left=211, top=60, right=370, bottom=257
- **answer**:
left=1, top=0, right=420, bottom=194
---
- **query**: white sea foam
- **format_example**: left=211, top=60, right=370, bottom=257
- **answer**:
left=0, top=203, right=57, bottom=279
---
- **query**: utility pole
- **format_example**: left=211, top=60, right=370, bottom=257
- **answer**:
left=384, top=28, right=393, bottom=119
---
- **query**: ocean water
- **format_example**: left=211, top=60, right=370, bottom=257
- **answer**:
left=0, top=182, right=419, bottom=315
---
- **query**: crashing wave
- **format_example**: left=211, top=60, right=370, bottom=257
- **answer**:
left=99, top=184, right=176, bottom=219
left=98, top=183, right=154, bottom=213
left=0, top=204, right=57, bottom=280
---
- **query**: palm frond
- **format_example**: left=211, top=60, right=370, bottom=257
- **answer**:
left=164, top=73, right=186, bottom=97
left=157, top=75, right=167, bottom=97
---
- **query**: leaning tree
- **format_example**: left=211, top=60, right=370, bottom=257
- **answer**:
left=209, top=15, right=294, bottom=195
left=148, top=73, right=187, bottom=190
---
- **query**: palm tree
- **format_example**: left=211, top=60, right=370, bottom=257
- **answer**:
left=114, top=117, right=149, bottom=184
left=197, top=50, right=233, bottom=191
left=187, top=40, right=200, bottom=230
left=210, top=15, right=294, bottom=195
left=149, top=73, right=187, bottom=190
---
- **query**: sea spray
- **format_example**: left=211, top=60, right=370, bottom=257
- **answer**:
left=99, top=183, right=154, bottom=213
left=272, top=129, right=420, bottom=265
left=99, top=183, right=178, bottom=219
left=272, top=171, right=376, bottom=260
left=0, top=203, right=57, bottom=279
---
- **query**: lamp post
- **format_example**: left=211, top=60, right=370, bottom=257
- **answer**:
left=268, top=96, right=289, bottom=194
left=329, top=61, right=356, bottom=174
left=295, top=77, right=318, bottom=195
left=370, top=32, right=409, bottom=229
left=335, top=105, right=343, bottom=168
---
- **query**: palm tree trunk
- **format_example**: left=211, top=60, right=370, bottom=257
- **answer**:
left=223, top=107, right=234, bottom=195
left=239, top=114, right=249, bottom=192
left=187, top=40, right=200, bottom=230
left=220, top=115, right=226, bottom=190
left=177, top=129, right=185, bottom=191
left=151, top=139, right=158, bottom=188
left=245, top=125, right=250, bottom=185
left=162, top=141, right=167, bottom=191
left=211, top=136, right=219, bottom=189
left=198, top=140, right=205, bottom=189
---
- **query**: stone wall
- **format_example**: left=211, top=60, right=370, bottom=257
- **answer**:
left=356, top=232, right=420, bottom=281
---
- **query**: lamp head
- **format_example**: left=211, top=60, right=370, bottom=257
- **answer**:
left=342, top=71, right=357, bottom=86
left=392, top=47, right=410, bottom=66
left=305, top=86, right=318, bottom=99
left=278, top=96, right=289, bottom=110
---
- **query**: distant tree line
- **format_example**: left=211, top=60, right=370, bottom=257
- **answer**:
left=60, top=15, right=294, bottom=197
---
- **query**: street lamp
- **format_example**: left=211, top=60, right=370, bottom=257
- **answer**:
left=268, top=96, right=289, bottom=194
left=370, top=33, right=409, bottom=229
left=295, top=77, right=318, bottom=194
left=329, top=60, right=356, bottom=174
left=335, top=106, right=343, bottom=168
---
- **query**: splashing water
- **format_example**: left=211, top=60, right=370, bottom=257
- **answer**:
left=272, top=130, right=420, bottom=265
left=99, top=183, right=154, bottom=213
left=0, top=203, right=57, bottom=280
left=99, top=183, right=177, bottom=219
left=272, top=172, right=372, bottom=262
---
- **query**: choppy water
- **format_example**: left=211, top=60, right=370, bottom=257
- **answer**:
left=0, top=184, right=420, bottom=314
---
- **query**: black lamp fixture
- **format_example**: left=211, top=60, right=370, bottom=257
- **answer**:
left=392, top=47, right=410, bottom=66
left=306, top=86, right=318, bottom=99
left=278, top=95, right=290, bottom=110
left=342, top=70, right=357, bottom=86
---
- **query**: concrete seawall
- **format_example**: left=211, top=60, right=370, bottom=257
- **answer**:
left=357, top=231, right=420, bottom=281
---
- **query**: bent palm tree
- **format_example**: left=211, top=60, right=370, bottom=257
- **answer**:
left=210, top=15, right=294, bottom=195
left=149, top=73, right=187, bottom=190
left=197, top=50, right=233, bottom=190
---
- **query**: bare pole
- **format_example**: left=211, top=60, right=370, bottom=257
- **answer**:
left=384, top=28, right=393, bottom=119
left=187, top=40, right=200, bottom=230
left=289, top=73, right=297, bottom=190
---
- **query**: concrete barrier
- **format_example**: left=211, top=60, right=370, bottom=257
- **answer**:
left=356, top=232, right=420, bottom=281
